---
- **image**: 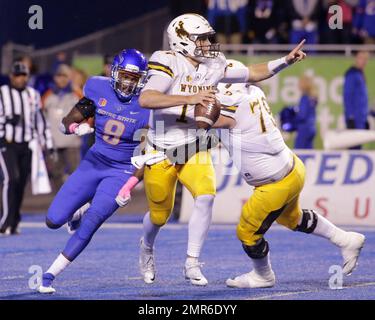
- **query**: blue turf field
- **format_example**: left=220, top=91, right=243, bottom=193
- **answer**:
left=1, top=215, right=374, bottom=300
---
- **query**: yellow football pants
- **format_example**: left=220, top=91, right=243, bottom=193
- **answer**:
left=237, top=154, right=306, bottom=246
left=144, top=151, right=216, bottom=226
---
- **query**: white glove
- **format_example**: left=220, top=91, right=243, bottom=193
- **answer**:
left=131, top=152, right=167, bottom=169
left=74, top=123, right=94, bottom=136
left=115, top=194, right=131, bottom=207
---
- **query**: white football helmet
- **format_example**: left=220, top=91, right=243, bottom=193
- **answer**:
left=217, top=59, right=250, bottom=95
left=167, top=14, right=220, bottom=60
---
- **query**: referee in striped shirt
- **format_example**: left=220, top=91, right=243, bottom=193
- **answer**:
left=0, top=61, right=53, bottom=235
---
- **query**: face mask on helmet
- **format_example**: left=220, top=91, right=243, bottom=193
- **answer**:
left=190, top=32, right=220, bottom=59
left=111, top=65, right=146, bottom=102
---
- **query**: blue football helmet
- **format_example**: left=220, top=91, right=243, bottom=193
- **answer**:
left=110, top=49, right=147, bottom=102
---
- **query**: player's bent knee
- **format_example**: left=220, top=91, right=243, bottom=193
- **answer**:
left=45, top=217, right=63, bottom=229
left=150, top=210, right=171, bottom=226
left=242, top=238, right=269, bottom=259
left=236, top=220, right=254, bottom=244
left=295, top=209, right=318, bottom=234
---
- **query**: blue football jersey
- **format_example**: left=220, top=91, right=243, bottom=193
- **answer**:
left=83, top=76, right=150, bottom=165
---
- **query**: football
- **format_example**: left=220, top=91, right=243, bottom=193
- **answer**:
left=194, top=100, right=221, bottom=129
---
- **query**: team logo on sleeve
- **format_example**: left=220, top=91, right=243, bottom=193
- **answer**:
left=98, top=98, right=107, bottom=107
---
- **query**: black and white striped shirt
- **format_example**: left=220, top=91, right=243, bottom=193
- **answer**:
left=0, top=84, right=53, bottom=149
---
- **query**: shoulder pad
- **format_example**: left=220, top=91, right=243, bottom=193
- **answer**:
left=147, top=51, right=175, bottom=78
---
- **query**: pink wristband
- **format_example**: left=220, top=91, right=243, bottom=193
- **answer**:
left=118, top=176, right=139, bottom=197
left=69, top=123, right=79, bottom=134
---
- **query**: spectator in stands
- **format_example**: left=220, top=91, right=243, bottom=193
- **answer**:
left=247, top=0, right=288, bottom=44
left=42, top=64, right=81, bottom=190
left=14, top=56, right=53, bottom=96
left=71, top=68, right=87, bottom=98
left=294, top=74, right=318, bottom=149
left=51, top=52, right=68, bottom=74
left=207, top=0, right=248, bottom=47
left=101, top=54, right=112, bottom=77
left=353, top=0, right=375, bottom=44
left=322, top=0, right=355, bottom=44
left=287, top=0, right=322, bottom=44
left=343, top=50, right=370, bottom=149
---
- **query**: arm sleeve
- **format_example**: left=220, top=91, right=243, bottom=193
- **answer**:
left=75, top=97, right=96, bottom=119
left=221, top=66, right=250, bottom=83
left=35, top=91, right=54, bottom=149
left=143, top=74, right=173, bottom=93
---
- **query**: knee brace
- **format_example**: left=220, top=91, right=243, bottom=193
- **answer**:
left=242, top=238, right=269, bottom=259
left=296, top=209, right=318, bottom=234
left=45, top=217, right=63, bottom=229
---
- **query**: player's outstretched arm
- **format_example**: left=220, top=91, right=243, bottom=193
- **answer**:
left=247, top=39, right=307, bottom=83
left=139, top=89, right=216, bottom=109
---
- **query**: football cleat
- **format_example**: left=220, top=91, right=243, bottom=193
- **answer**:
left=37, top=273, right=56, bottom=294
left=139, top=237, right=155, bottom=284
left=184, top=260, right=208, bottom=286
left=67, top=203, right=90, bottom=234
left=37, top=285, right=56, bottom=294
left=226, top=270, right=276, bottom=289
left=341, top=232, right=365, bottom=276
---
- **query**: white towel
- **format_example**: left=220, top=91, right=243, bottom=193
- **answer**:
left=29, top=139, right=52, bottom=195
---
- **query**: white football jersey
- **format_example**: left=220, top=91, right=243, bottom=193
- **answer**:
left=218, top=86, right=293, bottom=186
left=146, top=50, right=227, bottom=149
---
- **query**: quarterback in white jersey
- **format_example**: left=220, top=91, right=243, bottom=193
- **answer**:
left=137, top=13, right=306, bottom=286
left=146, top=49, right=227, bottom=148
left=214, top=60, right=365, bottom=289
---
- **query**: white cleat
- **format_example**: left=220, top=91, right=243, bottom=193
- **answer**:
left=184, top=260, right=208, bottom=286
left=341, top=232, right=365, bottom=276
left=37, top=285, right=56, bottom=294
left=226, top=270, right=276, bottom=289
left=139, top=237, right=155, bottom=284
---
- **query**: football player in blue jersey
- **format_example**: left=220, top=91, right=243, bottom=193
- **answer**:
left=37, top=49, right=150, bottom=294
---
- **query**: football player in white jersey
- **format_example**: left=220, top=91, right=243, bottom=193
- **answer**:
left=137, top=13, right=306, bottom=286
left=214, top=60, right=365, bottom=289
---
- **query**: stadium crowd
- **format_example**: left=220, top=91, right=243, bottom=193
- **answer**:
left=170, top=0, right=375, bottom=46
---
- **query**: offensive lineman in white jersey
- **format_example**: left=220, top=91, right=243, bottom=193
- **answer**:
left=137, top=13, right=306, bottom=286
left=214, top=60, right=365, bottom=288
